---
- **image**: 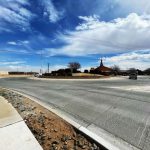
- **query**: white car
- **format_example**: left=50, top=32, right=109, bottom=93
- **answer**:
left=34, top=73, right=42, bottom=78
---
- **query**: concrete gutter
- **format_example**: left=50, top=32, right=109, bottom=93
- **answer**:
left=28, top=76, right=131, bottom=81
left=0, top=96, right=43, bottom=150
left=7, top=88, right=140, bottom=150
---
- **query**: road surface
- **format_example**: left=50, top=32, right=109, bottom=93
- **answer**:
left=0, top=76, right=150, bottom=149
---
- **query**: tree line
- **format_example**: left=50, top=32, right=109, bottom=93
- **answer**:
left=111, top=65, right=150, bottom=75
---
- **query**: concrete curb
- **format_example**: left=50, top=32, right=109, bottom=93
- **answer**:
left=0, top=95, right=43, bottom=150
left=28, top=76, right=123, bottom=81
left=4, top=88, right=141, bottom=150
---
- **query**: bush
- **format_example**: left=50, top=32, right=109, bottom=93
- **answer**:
left=9, top=72, right=25, bottom=75
left=49, top=69, right=72, bottom=77
left=42, top=73, right=52, bottom=77
left=144, top=68, right=150, bottom=75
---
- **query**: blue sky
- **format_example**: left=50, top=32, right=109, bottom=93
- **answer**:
left=0, top=0, right=150, bottom=72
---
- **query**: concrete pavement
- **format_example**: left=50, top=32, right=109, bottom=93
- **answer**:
left=0, top=96, right=43, bottom=150
left=0, top=76, right=150, bottom=149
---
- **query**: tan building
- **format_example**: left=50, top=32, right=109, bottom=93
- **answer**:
left=0, top=71, right=8, bottom=75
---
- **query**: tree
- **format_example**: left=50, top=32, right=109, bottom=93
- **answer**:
left=128, top=68, right=137, bottom=74
left=68, top=62, right=81, bottom=73
left=137, top=69, right=143, bottom=75
left=111, top=65, right=121, bottom=75
left=144, top=68, right=150, bottom=75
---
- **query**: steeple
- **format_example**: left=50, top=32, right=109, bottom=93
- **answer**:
left=100, top=59, right=103, bottom=67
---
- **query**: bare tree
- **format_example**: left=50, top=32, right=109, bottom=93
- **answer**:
left=111, top=65, right=121, bottom=75
left=68, top=62, right=81, bottom=73
left=128, top=68, right=137, bottom=74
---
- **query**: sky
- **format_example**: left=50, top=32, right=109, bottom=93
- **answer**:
left=0, top=0, right=150, bottom=72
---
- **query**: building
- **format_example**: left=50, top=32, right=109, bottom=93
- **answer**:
left=0, top=71, right=8, bottom=75
left=90, top=59, right=112, bottom=75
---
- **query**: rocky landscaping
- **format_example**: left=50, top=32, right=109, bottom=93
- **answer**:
left=0, top=88, right=107, bottom=150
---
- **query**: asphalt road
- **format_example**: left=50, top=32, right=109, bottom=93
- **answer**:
left=0, top=76, right=150, bottom=150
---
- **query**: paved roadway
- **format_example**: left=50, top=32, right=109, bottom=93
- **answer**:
left=0, top=76, right=150, bottom=150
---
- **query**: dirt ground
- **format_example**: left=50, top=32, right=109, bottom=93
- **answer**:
left=33, top=76, right=109, bottom=80
left=0, top=89, right=107, bottom=150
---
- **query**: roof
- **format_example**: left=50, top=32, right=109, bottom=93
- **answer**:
left=96, top=66, right=112, bottom=72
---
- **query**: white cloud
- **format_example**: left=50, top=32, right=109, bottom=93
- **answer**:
left=41, top=0, right=63, bottom=23
left=0, top=49, right=30, bottom=54
left=19, top=8, right=33, bottom=19
left=3, top=65, right=28, bottom=72
left=7, top=40, right=29, bottom=46
left=0, top=0, right=29, bottom=6
left=0, top=26, right=12, bottom=33
left=0, top=61, right=26, bottom=65
left=1, top=0, right=30, bottom=5
left=7, top=41, right=17, bottom=45
left=103, top=50, right=150, bottom=70
left=47, top=13, right=150, bottom=56
left=21, top=40, right=29, bottom=44
left=45, top=65, right=67, bottom=72
left=0, top=0, right=34, bottom=32
left=76, top=15, right=100, bottom=30
left=0, top=64, right=67, bottom=72
left=15, top=0, right=30, bottom=5
left=116, top=0, right=150, bottom=14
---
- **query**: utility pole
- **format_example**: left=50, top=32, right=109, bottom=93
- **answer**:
left=48, top=63, right=50, bottom=73
left=40, top=50, right=43, bottom=74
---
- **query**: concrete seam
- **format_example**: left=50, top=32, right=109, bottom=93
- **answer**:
left=0, top=120, right=24, bottom=128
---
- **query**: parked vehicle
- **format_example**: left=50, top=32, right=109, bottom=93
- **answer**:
left=34, top=73, right=42, bottom=78
left=129, top=73, right=137, bottom=80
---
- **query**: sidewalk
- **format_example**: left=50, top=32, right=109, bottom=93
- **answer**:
left=0, top=96, right=43, bottom=150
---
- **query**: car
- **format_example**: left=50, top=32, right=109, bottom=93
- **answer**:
left=34, top=73, right=42, bottom=78
left=129, top=73, right=137, bottom=80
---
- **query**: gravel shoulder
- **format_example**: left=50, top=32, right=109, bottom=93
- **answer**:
left=0, top=88, right=107, bottom=150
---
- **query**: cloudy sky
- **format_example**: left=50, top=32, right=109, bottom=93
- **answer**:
left=0, top=0, right=150, bottom=72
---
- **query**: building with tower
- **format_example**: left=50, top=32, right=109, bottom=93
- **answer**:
left=90, top=59, right=112, bottom=75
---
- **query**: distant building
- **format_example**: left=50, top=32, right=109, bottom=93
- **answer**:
left=0, top=71, right=8, bottom=75
left=96, top=59, right=112, bottom=74
left=90, top=59, right=112, bottom=75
